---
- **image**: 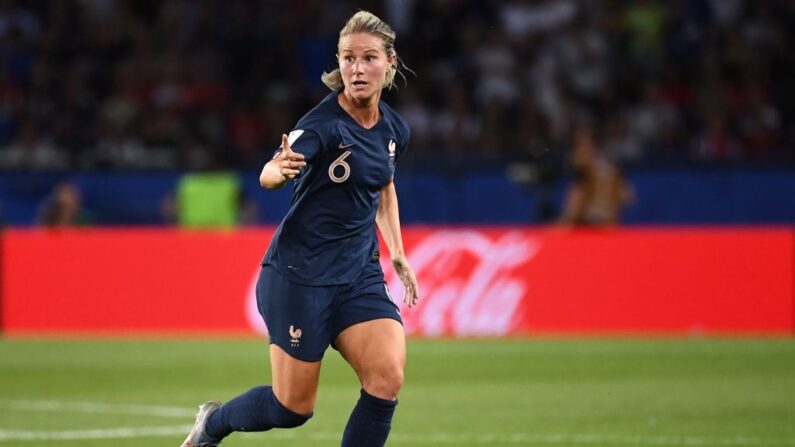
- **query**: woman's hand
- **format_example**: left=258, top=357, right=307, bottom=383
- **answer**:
left=392, top=254, right=419, bottom=307
left=260, top=133, right=306, bottom=189
left=275, top=133, right=306, bottom=180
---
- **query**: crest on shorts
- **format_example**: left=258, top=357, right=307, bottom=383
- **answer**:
left=289, top=325, right=302, bottom=347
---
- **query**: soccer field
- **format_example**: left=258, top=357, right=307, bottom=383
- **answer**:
left=1, top=338, right=793, bottom=447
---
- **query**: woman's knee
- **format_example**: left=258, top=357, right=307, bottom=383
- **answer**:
left=269, top=344, right=321, bottom=415
left=272, top=397, right=313, bottom=428
left=362, top=363, right=404, bottom=400
left=273, top=388, right=317, bottom=415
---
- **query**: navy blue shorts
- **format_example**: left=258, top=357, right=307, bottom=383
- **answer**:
left=256, top=261, right=403, bottom=362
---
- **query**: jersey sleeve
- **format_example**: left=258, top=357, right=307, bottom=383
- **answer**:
left=396, top=119, right=411, bottom=162
left=271, top=129, right=324, bottom=161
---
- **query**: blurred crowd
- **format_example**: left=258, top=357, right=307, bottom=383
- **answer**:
left=0, top=0, right=793, bottom=171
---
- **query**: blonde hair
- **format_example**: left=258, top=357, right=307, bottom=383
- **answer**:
left=321, top=10, right=410, bottom=91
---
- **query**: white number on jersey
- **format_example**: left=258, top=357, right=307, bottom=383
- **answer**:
left=329, top=150, right=352, bottom=183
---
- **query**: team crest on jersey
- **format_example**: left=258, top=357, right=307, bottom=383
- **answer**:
left=289, top=325, right=302, bottom=347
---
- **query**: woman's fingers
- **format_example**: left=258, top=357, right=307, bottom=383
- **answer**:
left=282, top=160, right=306, bottom=169
left=278, top=134, right=306, bottom=179
left=281, top=134, right=293, bottom=154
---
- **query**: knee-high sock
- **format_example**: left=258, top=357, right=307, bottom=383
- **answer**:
left=341, top=389, right=397, bottom=447
left=204, top=385, right=311, bottom=441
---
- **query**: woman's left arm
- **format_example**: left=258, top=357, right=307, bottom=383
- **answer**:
left=376, top=179, right=420, bottom=307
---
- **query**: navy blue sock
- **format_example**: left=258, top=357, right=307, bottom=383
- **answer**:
left=204, top=385, right=311, bottom=441
left=341, top=389, right=398, bottom=447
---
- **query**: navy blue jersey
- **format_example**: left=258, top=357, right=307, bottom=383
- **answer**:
left=262, top=92, right=410, bottom=286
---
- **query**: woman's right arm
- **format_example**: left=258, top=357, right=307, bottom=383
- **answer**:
left=259, top=133, right=306, bottom=189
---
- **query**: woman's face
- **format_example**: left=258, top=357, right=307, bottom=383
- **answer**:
left=338, top=33, right=394, bottom=101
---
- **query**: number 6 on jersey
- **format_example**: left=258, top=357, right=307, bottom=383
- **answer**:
left=329, top=150, right=352, bottom=183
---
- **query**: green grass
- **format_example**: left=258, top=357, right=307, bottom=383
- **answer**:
left=1, top=338, right=794, bottom=446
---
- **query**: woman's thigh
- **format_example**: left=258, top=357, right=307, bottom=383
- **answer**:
left=335, top=318, right=406, bottom=400
left=269, top=344, right=322, bottom=414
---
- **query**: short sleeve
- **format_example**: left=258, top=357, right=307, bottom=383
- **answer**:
left=271, top=129, right=323, bottom=161
left=396, top=122, right=410, bottom=162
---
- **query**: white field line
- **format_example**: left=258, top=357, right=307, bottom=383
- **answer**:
left=0, top=425, right=192, bottom=441
left=4, top=400, right=195, bottom=418
left=1, top=400, right=794, bottom=445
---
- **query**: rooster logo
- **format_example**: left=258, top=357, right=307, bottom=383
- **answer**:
left=289, top=325, right=302, bottom=347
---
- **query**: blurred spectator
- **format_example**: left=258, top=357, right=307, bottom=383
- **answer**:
left=0, top=115, right=68, bottom=169
left=0, top=0, right=791, bottom=171
left=162, top=169, right=257, bottom=228
left=558, top=126, right=634, bottom=226
left=693, top=110, right=741, bottom=161
left=37, top=181, right=92, bottom=226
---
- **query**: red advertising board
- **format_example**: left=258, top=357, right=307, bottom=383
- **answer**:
left=1, top=227, right=793, bottom=336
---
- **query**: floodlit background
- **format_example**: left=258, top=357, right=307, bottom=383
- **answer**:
left=0, top=1, right=793, bottom=447
left=0, top=0, right=793, bottom=225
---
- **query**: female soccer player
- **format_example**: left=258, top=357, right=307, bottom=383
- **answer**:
left=181, top=10, right=419, bottom=447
